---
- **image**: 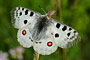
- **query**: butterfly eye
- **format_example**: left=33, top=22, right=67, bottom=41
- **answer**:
left=24, top=20, right=28, bottom=24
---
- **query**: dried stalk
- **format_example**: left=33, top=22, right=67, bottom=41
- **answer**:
left=57, top=0, right=63, bottom=22
left=33, top=51, right=39, bottom=60
left=57, top=0, right=67, bottom=60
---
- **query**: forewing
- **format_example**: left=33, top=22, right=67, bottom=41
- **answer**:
left=11, top=7, right=41, bottom=29
left=50, top=19, right=81, bottom=48
left=17, top=26, right=33, bottom=48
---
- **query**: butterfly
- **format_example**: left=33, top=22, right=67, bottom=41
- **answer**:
left=11, top=7, right=81, bottom=55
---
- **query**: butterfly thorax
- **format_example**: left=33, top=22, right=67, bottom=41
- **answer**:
left=32, top=16, right=50, bottom=41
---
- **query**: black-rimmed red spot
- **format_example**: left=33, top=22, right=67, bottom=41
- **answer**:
left=47, top=42, right=53, bottom=47
left=22, top=30, right=26, bottom=35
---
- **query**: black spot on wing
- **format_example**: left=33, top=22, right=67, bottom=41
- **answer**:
left=70, top=33, right=76, bottom=40
left=55, top=33, right=59, bottom=38
left=70, top=36, right=75, bottom=39
left=24, top=20, right=28, bottom=24
left=62, top=26, right=67, bottom=31
left=56, top=23, right=60, bottom=28
left=19, top=12, right=22, bottom=16
left=25, top=10, right=28, bottom=15
left=67, top=33, right=71, bottom=37
left=18, top=7, right=20, bottom=10
left=31, top=40, right=33, bottom=42
left=29, top=37, right=33, bottom=42
left=16, top=11, right=18, bottom=17
left=74, top=31, right=76, bottom=33
left=35, top=41, right=42, bottom=44
left=22, top=8, right=24, bottom=10
left=69, top=28, right=72, bottom=30
left=39, top=42, right=41, bottom=44
left=36, top=42, right=38, bottom=44
left=30, top=11, right=34, bottom=16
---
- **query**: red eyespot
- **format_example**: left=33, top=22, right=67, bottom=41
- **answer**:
left=47, top=42, right=53, bottom=47
left=22, top=30, right=26, bottom=35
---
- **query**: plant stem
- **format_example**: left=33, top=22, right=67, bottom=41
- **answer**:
left=61, top=48, right=67, bottom=60
left=57, top=0, right=67, bottom=60
left=33, top=51, right=39, bottom=60
left=57, top=0, right=63, bottom=22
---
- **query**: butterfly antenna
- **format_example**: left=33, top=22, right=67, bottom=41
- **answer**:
left=39, top=6, right=46, bottom=14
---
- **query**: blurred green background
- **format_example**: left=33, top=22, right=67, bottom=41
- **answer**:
left=0, top=0, right=90, bottom=60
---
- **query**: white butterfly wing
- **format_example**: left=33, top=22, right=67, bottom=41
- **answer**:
left=11, top=7, right=41, bottom=29
left=17, top=26, right=33, bottom=48
left=33, top=27, right=58, bottom=55
left=50, top=19, right=81, bottom=48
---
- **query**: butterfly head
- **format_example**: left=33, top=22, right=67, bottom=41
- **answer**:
left=46, top=10, right=55, bottom=19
